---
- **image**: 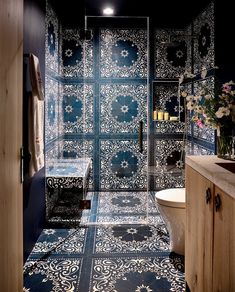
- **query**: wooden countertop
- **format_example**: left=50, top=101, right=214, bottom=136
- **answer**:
left=186, top=155, right=235, bottom=199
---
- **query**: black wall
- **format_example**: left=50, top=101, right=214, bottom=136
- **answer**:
left=215, top=0, right=235, bottom=82
left=23, top=0, right=46, bottom=263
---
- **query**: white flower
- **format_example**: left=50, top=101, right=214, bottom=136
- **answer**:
left=184, top=71, right=196, bottom=79
left=205, top=94, right=212, bottom=100
left=181, top=91, right=188, bottom=97
left=194, top=95, right=202, bottom=101
left=186, top=95, right=194, bottom=102
left=215, top=107, right=230, bottom=118
left=179, top=71, right=196, bottom=84
left=201, top=66, right=207, bottom=79
left=186, top=101, right=195, bottom=111
left=195, top=105, right=203, bottom=114
left=179, top=74, right=184, bottom=84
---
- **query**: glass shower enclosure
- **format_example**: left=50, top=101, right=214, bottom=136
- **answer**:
left=44, top=4, right=151, bottom=226
left=80, top=15, right=151, bottom=225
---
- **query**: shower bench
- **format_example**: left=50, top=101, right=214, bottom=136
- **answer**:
left=46, top=158, right=91, bottom=226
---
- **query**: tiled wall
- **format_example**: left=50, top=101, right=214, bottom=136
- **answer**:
left=193, top=2, right=215, bottom=75
left=189, top=2, right=215, bottom=152
left=45, top=1, right=61, bottom=146
left=45, top=1, right=215, bottom=192
left=155, top=27, right=192, bottom=79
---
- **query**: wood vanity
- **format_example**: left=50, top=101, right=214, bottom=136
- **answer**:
left=185, top=155, right=235, bottom=292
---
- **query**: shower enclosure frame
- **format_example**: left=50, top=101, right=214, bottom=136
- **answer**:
left=80, top=15, right=151, bottom=226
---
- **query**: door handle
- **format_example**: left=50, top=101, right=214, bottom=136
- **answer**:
left=215, top=194, right=221, bottom=212
left=205, top=188, right=212, bottom=204
left=139, top=120, right=143, bottom=153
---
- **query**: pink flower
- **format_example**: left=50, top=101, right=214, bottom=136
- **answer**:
left=223, top=83, right=232, bottom=93
left=196, top=120, right=204, bottom=128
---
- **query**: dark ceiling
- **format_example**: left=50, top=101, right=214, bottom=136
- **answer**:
left=51, top=0, right=213, bottom=28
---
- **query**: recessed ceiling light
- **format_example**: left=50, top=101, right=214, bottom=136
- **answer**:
left=103, top=6, right=114, bottom=15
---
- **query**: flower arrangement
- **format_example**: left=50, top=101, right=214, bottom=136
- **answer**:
left=180, top=74, right=235, bottom=159
left=181, top=80, right=235, bottom=131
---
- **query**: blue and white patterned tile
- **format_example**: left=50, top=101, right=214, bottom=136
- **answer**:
left=62, top=84, right=94, bottom=134
left=30, top=228, right=87, bottom=255
left=193, top=77, right=215, bottom=143
left=155, top=121, right=186, bottom=134
left=94, top=224, right=169, bottom=253
left=96, top=214, right=164, bottom=225
left=154, top=82, right=179, bottom=115
left=155, top=139, right=185, bottom=189
left=100, top=140, right=148, bottom=190
left=100, top=84, right=147, bottom=133
left=153, top=81, right=185, bottom=133
left=155, top=29, right=191, bottom=79
left=24, top=258, right=82, bottom=292
left=45, top=139, right=63, bottom=161
left=60, top=139, right=94, bottom=189
left=155, top=173, right=185, bottom=190
left=97, top=192, right=157, bottom=214
left=179, top=82, right=193, bottom=135
left=89, top=256, right=185, bottom=291
left=45, top=77, right=61, bottom=144
left=60, top=29, right=94, bottom=78
left=185, top=141, right=214, bottom=155
left=100, top=29, right=147, bottom=78
left=193, top=2, right=215, bottom=75
left=45, top=1, right=59, bottom=74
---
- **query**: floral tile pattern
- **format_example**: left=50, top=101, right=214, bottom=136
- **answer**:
left=155, top=29, right=191, bottom=79
left=62, top=84, right=94, bottom=134
left=24, top=258, right=82, bottom=291
left=60, top=29, right=94, bottom=78
left=154, top=139, right=185, bottom=189
left=45, top=1, right=59, bottom=74
left=45, top=1, right=215, bottom=196
left=45, top=77, right=61, bottom=144
left=99, top=140, right=148, bottom=190
left=90, top=256, right=185, bottom=292
left=193, top=2, right=214, bottom=75
left=31, top=228, right=87, bottom=254
left=24, top=191, right=185, bottom=291
left=100, top=84, right=147, bottom=134
left=94, top=223, right=169, bottom=253
left=192, top=77, right=215, bottom=143
left=97, top=192, right=156, bottom=214
left=100, top=29, right=147, bottom=78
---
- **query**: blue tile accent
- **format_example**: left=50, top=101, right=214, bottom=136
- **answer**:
left=61, top=29, right=94, bottom=78
left=24, top=191, right=185, bottom=291
left=100, top=29, right=148, bottom=78
left=45, top=76, right=61, bottom=144
left=44, top=6, right=216, bottom=193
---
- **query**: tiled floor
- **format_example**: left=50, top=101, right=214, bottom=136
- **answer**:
left=24, top=192, right=185, bottom=291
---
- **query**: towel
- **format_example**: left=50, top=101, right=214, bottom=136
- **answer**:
left=28, top=54, right=44, bottom=177
left=29, top=54, right=44, bottom=101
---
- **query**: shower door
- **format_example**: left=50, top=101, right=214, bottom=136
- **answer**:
left=81, top=16, right=150, bottom=225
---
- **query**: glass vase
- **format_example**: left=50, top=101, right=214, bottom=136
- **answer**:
left=216, top=127, right=233, bottom=160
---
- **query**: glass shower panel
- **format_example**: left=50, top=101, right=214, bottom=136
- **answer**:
left=80, top=16, right=150, bottom=225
